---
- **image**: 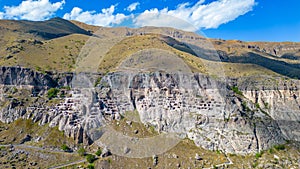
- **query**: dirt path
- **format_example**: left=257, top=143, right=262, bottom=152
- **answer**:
left=48, top=159, right=86, bottom=169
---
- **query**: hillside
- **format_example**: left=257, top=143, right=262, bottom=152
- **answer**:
left=0, top=18, right=299, bottom=169
left=0, top=17, right=91, bottom=40
left=1, top=17, right=299, bottom=79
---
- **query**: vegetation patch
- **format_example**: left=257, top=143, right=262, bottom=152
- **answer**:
left=274, top=144, right=286, bottom=151
left=231, top=86, right=243, bottom=96
left=255, top=152, right=263, bottom=159
left=47, top=88, right=60, bottom=99
left=61, top=144, right=71, bottom=152
left=86, top=154, right=96, bottom=163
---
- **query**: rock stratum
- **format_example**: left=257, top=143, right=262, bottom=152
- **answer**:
left=0, top=66, right=299, bottom=155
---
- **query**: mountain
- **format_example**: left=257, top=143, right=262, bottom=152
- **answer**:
left=0, top=17, right=92, bottom=39
left=0, top=18, right=299, bottom=168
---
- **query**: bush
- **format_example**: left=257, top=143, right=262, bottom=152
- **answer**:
left=87, top=164, right=94, bottom=169
left=77, top=147, right=86, bottom=156
left=35, top=66, right=42, bottom=71
left=94, top=77, right=102, bottom=87
left=231, top=86, right=243, bottom=95
left=61, top=144, right=70, bottom=152
left=274, top=144, right=285, bottom=150
left=86, top=154, right=96, bottom=163
left=255, top=103, right=260, bottom=109
left=255, top=152, right=263, bottom=159
left=95, top=148, right=102, bottom=156
left=47, top=88, right=59, bottom=99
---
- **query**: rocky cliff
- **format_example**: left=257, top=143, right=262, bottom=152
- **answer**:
left=0, top=66, right=299, bottom=154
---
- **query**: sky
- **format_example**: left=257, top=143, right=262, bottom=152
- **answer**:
left=0, top=0, right=299, bottom=42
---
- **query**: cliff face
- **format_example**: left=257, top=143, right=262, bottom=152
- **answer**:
left=239, top=78, right=300, bottom=142
left=0, top=67, right=299, bottom=154
left=0, top=66, right=74, bottom=87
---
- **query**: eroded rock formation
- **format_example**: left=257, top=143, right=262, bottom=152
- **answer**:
left=0, top=67, right=299, bottom=154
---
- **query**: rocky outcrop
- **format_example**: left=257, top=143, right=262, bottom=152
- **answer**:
left=0, top=67, right=299, bottom=154
left=0, top=66, right=75, bottom=88
left=238, top=77, right=300, bottom=142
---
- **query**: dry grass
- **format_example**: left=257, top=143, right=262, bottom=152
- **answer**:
left=0, top=119, right=76, bottom=148
left=94, top=139, right=228, bottom=168
left=97, top=34, right=208, bottom=73
left=0, top=145, right=83, bottom=169
left=109, top=116, right=158, bottom=138
left=0, top=33, right=89, bottom=72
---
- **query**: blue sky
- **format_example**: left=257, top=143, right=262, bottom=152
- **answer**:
left=0, top=0, right=299, bottom=42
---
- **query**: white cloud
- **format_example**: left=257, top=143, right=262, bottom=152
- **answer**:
left=61, top=0, right=255, bottom=31
left=126, top=2, right=140, bottom=12
left=63, top=5, right=128, bottom=27
left=1, top=0, right=65, bottom=21
left=133, top=8, right=196, bottom=31
left=134, top=0, right=256, bottom=31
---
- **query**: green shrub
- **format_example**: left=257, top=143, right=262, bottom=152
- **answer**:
left=47, top=88, right=59, bottom=99
left=35, top=66, right=42, bottom=72
left=61, top=144, right=70, bottom=152
left=86, top=154, right=96, bottom=163
left=87, top=164, right=94, bottom=169
left=95, top=149, right=102, bottom=156
left=255, top=152, right=263, bottom=159
left=274, top=144, right=285, bottom=150
left=94, top=77, right=102, bottom=87
left=255, top=103, right=260, bottom=109
left=231, top=86, right=243, bottom=95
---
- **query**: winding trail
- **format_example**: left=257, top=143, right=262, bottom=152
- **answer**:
left=48, top=159, right=86, bottom=169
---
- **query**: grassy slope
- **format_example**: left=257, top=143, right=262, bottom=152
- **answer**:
left=0, top=33, right=89, bottom=72
left=0, top=17, right=91, bottom=39
left=95, top=34, right=280, bottom=79
left=0, top=18, right=298, bottom=78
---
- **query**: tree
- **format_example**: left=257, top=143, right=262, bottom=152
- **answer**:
left=87, top=164, right=94, bottom=169
left=95, top=148, right=102, bottom=156
left=86, top=154, right=96, bottom=163
left=61, top=144, right=70, bottom=152
left=47, top=88, right=59, bottom=99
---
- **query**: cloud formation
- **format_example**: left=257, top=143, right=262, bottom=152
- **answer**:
left=134, top=0, right=256, bottom=31
left=63, top=5, right=128, bottom=27
left=0, top=0, right=256, bottom=31
left=63, top=0, right=255, bottom=31
left=1, top=0, right=65, bottom=21
left=126, top=2, right=140, bottom=12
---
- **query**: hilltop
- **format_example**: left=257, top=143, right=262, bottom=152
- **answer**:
left=0, top=17, right=299, bottom=78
